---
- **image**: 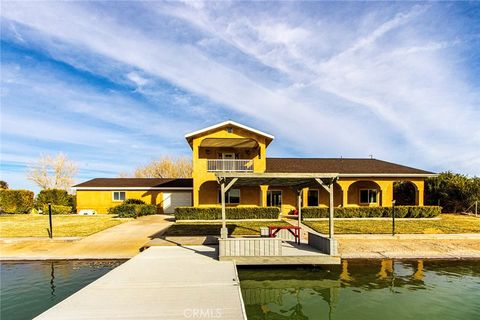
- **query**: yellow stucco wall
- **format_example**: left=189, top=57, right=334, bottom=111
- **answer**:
left=191, top=124, right=268, bottom=206
left=336, top=178, right=425, bottom=207
left=197, top=181, right=261, bottom=207
left=76, top=190, right=164, bottom=214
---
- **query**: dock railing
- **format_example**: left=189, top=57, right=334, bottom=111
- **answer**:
left=219, top=237, right=282, bottom=257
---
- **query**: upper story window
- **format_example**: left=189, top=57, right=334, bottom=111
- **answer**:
left=226, top=127, right=233, bottom=133
left=359, top=189, right=378, bottom=204
left=218, top=188, right=240, bottom=204
left=308, top=189, right=319, bottom=206
left=112, top=191, right=126, bottom=202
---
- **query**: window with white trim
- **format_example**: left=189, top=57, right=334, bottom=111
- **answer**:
left=112, top=191, right=126, bottom=202
left=218, top=188, right=240, bottom=204
left=359, top=189, right=378, bottom=204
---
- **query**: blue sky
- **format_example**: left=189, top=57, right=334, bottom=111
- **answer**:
left=1, top=1, right=480, bottom=192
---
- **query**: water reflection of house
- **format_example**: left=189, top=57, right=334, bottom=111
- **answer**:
left=240, top=259, right=428, bottom=318
left=241, top=277, right=341, bottom=319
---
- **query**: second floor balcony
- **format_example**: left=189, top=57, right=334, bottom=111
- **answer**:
left=207, top=159, right=254, bottom=172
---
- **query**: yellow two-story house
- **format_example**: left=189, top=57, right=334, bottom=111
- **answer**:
left=74, top=120, right=435, bottom=214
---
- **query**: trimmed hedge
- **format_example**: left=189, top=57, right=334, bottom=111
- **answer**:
left=301, top=206, right=442, bottom=219
left=36, top=189, right=70, bottom=207
left=108, top=204, right=157, bottom=218
left=174, top=207, right=281, bottom=220
left=124, top=199, right=146, bottom=205
left=42, top=205, right=73, bottom=215
left=0, top=190, right=34, bottom=214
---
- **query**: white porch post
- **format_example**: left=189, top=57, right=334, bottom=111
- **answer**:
left=329, top=183, right=334, bottom=239
left=315, top=178, right=335, bottom=239
left=297, top=189, right=303, bottom=228
left=220, top=178, right=238, bottom=239
left=220, top=181, right=227, bottom=239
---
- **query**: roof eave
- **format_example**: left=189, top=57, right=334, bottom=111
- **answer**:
left=73, top=187, right=193, bottom=190
left=338, top=173, right=437, bottom=178
left=184, top=120, right=275, bottom=140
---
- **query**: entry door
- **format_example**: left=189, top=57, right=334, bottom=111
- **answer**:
left=163, top=192, right=192, bottom=214
left=267, top=191, right=282, bottom=207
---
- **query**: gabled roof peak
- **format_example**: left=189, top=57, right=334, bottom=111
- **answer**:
left=185, top=120, right=275, bottom=140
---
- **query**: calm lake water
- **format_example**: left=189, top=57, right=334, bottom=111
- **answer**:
left=1, top=259, right=479, bottom=320
left=238, top=260, right=480, bottom=320
left=0, top=260, right=124, bottom=320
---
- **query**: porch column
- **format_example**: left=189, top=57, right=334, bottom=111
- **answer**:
left=220, top=182, right=227, bottom=239
left=297, top=189, right=303, bottom=227
left=329, top=183, right=334, bottom=239
left=337, top=180, right=353, bottom=207
left=315, top=178, right=335, bottom=239
left=220, top=178, right=238, bottom=239
left=302, top=188, right=309, bottom=207
left=413, top=181, right=425, bottom=206
left=260, top=185, right=268, bottom=207
left=378, top=181, right=394, bottom=207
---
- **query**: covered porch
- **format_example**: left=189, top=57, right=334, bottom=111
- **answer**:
left=216, top=173, right=341, bottom=264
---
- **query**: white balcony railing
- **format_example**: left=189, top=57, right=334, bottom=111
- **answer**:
left=207, top=159, right=254, bottom=172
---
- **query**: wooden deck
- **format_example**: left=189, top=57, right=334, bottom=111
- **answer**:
left=34, top=246, right=247, bottom=320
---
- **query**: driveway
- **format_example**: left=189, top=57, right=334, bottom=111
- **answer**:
left=0, top=215, right=173, bottom=260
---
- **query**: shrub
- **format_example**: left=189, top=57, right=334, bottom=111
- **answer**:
left=36, top=189, right=71, bottom=207
left=138, top=204, right=156, bottom=216
left=174, top=207, right=281, bottom=220
left=42, top=205, right=73, bottom=215
left=0, top=190, right=34, bottom=214
left=0, top=180, right=8, bottom=189
left=108, top=204, right=157, bottom=218
left=124, top=199, right=146, bottom=205
left=301, top=206, right=441, bottom=219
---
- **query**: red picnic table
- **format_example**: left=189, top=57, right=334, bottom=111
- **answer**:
left=268, top=225, right=301, bottom=244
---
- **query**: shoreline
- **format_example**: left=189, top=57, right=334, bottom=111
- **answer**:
left=2, top=255, right=480, bottom=262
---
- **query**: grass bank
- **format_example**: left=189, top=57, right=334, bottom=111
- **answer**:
left=304, top=214, right=480, bottom=234
left=164, top=220, right=290, bottom=236
left=0, top=214, right=129, bottom=237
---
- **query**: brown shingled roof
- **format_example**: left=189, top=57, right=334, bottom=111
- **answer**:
left=74, top=178, right=193, bottom=188
left=266, top=158, right=434, bottom=175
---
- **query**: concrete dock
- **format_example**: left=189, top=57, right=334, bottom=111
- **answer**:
left=35, top=246, right=247, bottom=320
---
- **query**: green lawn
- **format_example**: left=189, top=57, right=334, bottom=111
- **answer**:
left=165, top=220, right=291, bottom=236
left=303, top=214, right=480, bottom=234
left=0, top=214, right=130, bottom=237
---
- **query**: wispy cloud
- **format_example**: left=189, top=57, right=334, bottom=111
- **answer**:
left=1, top=1, right=479, bottom=191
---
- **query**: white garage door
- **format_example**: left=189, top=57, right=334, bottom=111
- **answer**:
left=163, top=192, right=192, bottom=214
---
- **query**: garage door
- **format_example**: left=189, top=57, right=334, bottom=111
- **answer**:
left=162, top=192, right=192, bottom=214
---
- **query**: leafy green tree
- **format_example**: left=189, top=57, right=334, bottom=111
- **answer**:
left=425, top=172, right=480, bottom=213
left=0, top=181, right=8, bottom=189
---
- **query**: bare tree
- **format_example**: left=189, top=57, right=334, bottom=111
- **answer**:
left=27, top=153, right=78, bottom=190
left=133, top=156, right=192, bottom=178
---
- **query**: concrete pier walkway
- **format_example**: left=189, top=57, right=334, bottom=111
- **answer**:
left=35, top=246, right=247, bottom=320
